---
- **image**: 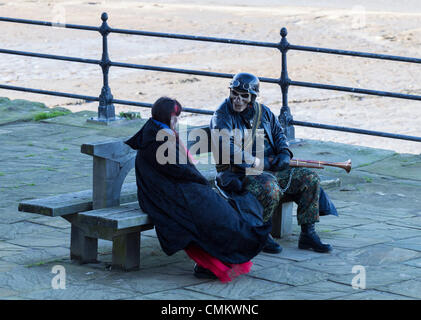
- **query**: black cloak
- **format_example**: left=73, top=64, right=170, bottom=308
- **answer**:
left=125, top=118, right=271, bottom=264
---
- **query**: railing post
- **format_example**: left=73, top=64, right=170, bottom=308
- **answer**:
left=278, top=27, right=295, bottom=140
left=95, top=12, right=116, bottom=122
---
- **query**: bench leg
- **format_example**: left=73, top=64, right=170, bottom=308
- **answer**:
left=271, top=202, right=293, bottom=239
left=112, top=232, right=140, bottom=271
left=70, top=224, right=98, bottom=263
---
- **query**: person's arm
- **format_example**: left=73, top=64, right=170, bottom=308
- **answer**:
left=210, top=111, right=256, bottom=171
left=268, top=108, right=293, bottom=171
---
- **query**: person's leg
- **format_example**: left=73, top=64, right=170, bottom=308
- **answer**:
left=243, top=172, right=282, bottom=253
left=272, top=167, right=320, bottom=225
left=243, top=172, right=281, bottom=223
left=273, top=167, right=332, bottom=253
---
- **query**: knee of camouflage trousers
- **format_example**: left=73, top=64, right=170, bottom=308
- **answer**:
left=243, top=173, right=281, bottom=223
left=244, top=168, right=322, bottom=225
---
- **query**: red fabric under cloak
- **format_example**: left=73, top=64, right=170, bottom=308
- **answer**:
left=185, top=244, right=253, bottom=283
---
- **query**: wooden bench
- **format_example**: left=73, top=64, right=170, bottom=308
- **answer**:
left=18, top=125, right=293, bottom=271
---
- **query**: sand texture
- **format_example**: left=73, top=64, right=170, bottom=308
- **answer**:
left=0, top=0, right=420, bottom=153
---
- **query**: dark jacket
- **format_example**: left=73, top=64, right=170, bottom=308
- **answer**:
left=210, top=98, right=293, bottom=189
left=210, top=98, right=338, bottom=217
left=125, top=118, right=271, bottom=264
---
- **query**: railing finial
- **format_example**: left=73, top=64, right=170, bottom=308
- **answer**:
left=280, top=27, right=288, bottom=38
left=101, top=12, right=108, bottom=22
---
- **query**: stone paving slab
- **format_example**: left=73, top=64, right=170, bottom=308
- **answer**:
left=329, top=187, right=421, bottom=214
left=330, top=223, right=421, bottom=243
left=0, top=264, right=57, bottom=293
left=1, top=169, right=89, bottom=190
left=359, top=153, right=421, bottom=181
left=133, top=288, right=222, bottom=300
left=0, top=287, right=19, bottom=298
left=0, top=260, right=20, bottom=273
left=386, top=216, right=421, bottom=230
left=404, top=258, right=421, bottom=268
left=0, top=209, right=36, bottom=224
left=342, top=205, right=419, bottom=222
left=185, top=275, right=291, bottom=299
left=294, top=255, right=371, bottom=276
left=26, top=216, right=71, bottom=230
left=388, top=236, right=421, bottom=252
left=329, top=263, right=421, bottom=290
left=249, top=254, right=293, bottom=271
left=317, top=213, right=374, bottom=230
left=375, top=279, right=421, bottom=299
left=0, top=221, right=67, bottom=241
left=332, top=290, right=415, bottom=300
left=250, top=264, right=330, bottom=286
left=0, top=242, right=26, bottom=259
left=250, top=280, right=355, bottom=300
left=18, top=282, right=137, bottom=300
left=338, top=244, right=421, bottom=267
left=319, top=232, right=388, bottom=251
left=1, top=247, right=69, bottom=266
left=7, top=231, right=70, bottom=249
left=93, top=264, right=214, bottom=296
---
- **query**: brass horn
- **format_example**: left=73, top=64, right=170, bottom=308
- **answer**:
left=290, top=159, right=352, bottom=173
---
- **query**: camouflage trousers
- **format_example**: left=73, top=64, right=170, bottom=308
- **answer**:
left=243, top=167, right=320, bottom=225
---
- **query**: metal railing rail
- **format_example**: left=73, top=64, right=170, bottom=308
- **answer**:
left=0, top=13, right=420, bottom=142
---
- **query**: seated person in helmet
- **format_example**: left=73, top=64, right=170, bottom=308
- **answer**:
left=210, top=72, right=338, bottom=254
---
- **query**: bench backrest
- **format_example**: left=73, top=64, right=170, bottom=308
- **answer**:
left=81, top=124, right=212, bottom=210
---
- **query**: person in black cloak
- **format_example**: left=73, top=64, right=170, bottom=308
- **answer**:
left=124, top=96, right=271, bottom=282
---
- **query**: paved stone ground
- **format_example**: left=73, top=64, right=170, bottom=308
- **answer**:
left=1, top=98, right=421, bottom=300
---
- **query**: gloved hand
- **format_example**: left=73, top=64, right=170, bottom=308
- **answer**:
left=270, top=150, right=291, bottom=171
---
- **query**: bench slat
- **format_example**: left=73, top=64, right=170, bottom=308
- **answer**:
left=78, top=202, right=152, bottom=230
left=18, top=189, right=93, bottom=217
left=18, top=183, right=138, bottom=216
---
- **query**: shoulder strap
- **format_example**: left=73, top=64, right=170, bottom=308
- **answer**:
left=244, top=102, right=262, bottom=150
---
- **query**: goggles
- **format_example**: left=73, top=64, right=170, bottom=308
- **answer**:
left=229, top=79, right=258, bottom=94
left=230, top=89, right=251, bottom=99
left=230, top=80, right=251, bottom=90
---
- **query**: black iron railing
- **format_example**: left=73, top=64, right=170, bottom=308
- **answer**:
left=0, top=13, right=420, bottom=143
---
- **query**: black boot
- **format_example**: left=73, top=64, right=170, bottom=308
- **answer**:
left=299, top=223, right=332, bottom=253
left=193, top=264, right=217, bottom=279
left=262, top=234, right=283, bottom=254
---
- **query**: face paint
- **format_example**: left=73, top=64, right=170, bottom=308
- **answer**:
left=230, top=89, right=251, bottom=112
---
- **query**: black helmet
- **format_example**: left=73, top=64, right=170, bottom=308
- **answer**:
left=229, top=72, right=260, bottom=96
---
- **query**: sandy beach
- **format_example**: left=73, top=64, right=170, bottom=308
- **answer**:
left=0, top=0, right=420, bottom=154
